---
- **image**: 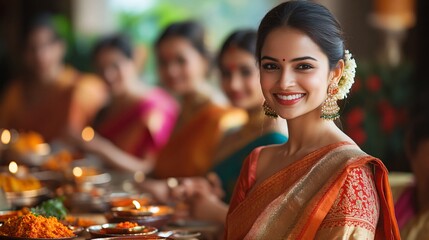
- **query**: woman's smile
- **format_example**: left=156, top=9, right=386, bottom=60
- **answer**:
left=274, top=92, right=306, bottom=105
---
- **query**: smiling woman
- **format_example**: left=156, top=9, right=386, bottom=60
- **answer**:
left=224, top=1, right=400, bottom=239
left=151, top=20, right=247, bottom=178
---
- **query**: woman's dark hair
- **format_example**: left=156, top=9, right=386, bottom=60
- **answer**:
left=256, top=0, right=345, bottom=69
left=22, top=13, right=62, bottom=46
left=217, top=29, right=257, bottom=66
left=92, top=33, right=134, bottom=61
left=155, top=20, right=210, bottom=60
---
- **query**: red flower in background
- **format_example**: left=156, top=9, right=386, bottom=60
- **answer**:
left=378, top=100, right=396, bottom=133
left=346, top=107, right=365, bottom=128
left=366, top=75, right=382, bottom=92
left=347, top=127, right=367, bottom=145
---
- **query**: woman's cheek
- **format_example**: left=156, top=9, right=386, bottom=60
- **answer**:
left=260, top=73, right=275, bottom=92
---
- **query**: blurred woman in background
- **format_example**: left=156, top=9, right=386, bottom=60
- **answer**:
left=0, top=13, right=107, bottom=143
left=171, top=29, right=289, bottom=227
left=393, top=112, right=429, bottom=239
left=140, top=31, right=288, bottom=231
left=204, top=29, right=288, bottom=202
left=152, top=20, right=246, bottom=178
left=75, top=34, right=179, bottom=172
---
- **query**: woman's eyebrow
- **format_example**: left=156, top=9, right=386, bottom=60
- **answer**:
left=260, top=56, right=317, bottom=62
left=290, top=56, right=317, bottom=62
left=260, top=56, right=279, bottom=62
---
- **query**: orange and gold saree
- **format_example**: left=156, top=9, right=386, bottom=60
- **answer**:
left=153, top=103, right=246, bottom=178
left=225, top=142, right=400, bottom=240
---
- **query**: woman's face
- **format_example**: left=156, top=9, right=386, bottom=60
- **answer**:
left=260, top=27, right=335, bottom=120
left=156, top=36, right=208, bottom=95
left=410, top=140, right=429, bottom=179
left=220, top=46, right=263, bottom=110
left=24, top=27, right=64, bottom=77
left=94, top=47, right=135, bottom=96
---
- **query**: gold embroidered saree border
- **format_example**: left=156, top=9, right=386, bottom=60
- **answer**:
left=226, top=142, right=399, bottom=239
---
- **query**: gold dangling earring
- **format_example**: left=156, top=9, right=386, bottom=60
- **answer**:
left=263, top=101, right=278, bottom=118
left=320, top=83, right=340, bottom=120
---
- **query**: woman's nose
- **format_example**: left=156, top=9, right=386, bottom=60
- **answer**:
left=229, top=74, right=242, bottom=90
left=278, top=69, right=295, bottom=89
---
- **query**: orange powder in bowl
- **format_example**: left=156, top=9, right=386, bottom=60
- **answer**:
left=116, top=221, right=138, bottom=229
left=0, top=213, right=74, bottom=238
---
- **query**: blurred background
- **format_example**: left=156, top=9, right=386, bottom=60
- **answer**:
left=0, top=0, right=427, bottom=172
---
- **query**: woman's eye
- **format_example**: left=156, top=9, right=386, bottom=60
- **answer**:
left=177, top=56, right=186, bottom=65
left=221, top=70, right=231, bottom=79
left=297, top=64, right=313, bottom=70
left=240, top=67, right=252, bottom=77
left=262, top=63, right=279, bottom=70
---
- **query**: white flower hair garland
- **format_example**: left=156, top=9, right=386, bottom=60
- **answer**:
left=336, top=50, right=357, bottom=100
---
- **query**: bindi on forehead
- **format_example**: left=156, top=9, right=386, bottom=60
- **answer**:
left=282, top=58, right=285, bottom=62
left=227, top=63, right=238, bottom=70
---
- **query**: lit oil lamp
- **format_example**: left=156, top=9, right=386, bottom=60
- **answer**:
left=8, top=161, right=18, bottom=174
left=133, top=199, right=141, bottom=209
left=1, top=129, right=11, bottom=145
left=81, top=126, right=95, bottom=142
left=111, top=200, right=154, bottom=217
left=8, top=160, right=28, bottom=178
left=73, top=167, right=83, bottom=178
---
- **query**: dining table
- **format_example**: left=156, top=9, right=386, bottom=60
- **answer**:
left=0, top=156, right=222, bottom=240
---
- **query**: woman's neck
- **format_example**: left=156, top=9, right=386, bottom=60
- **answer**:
left=283, top=111, right=341, bottom=155
left=34, top=64, right=65, bottom=84
left=175, top=89, right=211, bottom=129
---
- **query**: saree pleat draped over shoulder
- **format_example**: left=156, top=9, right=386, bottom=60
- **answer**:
left=225, top=142, right=400, bottom=240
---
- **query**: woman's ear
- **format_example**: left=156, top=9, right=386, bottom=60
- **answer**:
left=329, top=59, right=344, bottom=85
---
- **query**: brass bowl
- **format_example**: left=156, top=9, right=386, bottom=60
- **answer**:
left=106, top=205, right=174, bottom=229
left=91, top=237, right=173, bottom=240
left=5, top=187, right=50, bottom=208
left=86, top=223, right=158, bottom=238
left=110, top=205, right=174, bottom=217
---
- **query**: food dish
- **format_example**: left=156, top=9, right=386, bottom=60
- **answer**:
left=67, top=226, right=84, bottom=236
left=90, top=237, right=173, bottom=240
left=110, top=205, right=174, bottom=217
left=0, top=211, right=19, bottom=223
left=0, top=173, right=42, bottom=192
left=106, top=205, right=174, bottom=229
left=5, top=187, right=50, bottom=208
left=0, top=236, right=77, bottom=240
left=170, top=230, right=201, bottom=239
left=87, top=223, right=158, bottom=238
left=0, top=213, right=75, bottom=239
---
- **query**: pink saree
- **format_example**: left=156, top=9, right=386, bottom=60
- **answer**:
left=225, top=142, right=400, bottom=239
left=97, top=88, right=178, bottom=157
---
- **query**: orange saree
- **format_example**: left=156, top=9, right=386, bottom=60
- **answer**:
left=0, top=66, right=107, bottom=141
left=153, top=103, right=246, bottom=178
left=225, top=142, right=400, bottom=240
